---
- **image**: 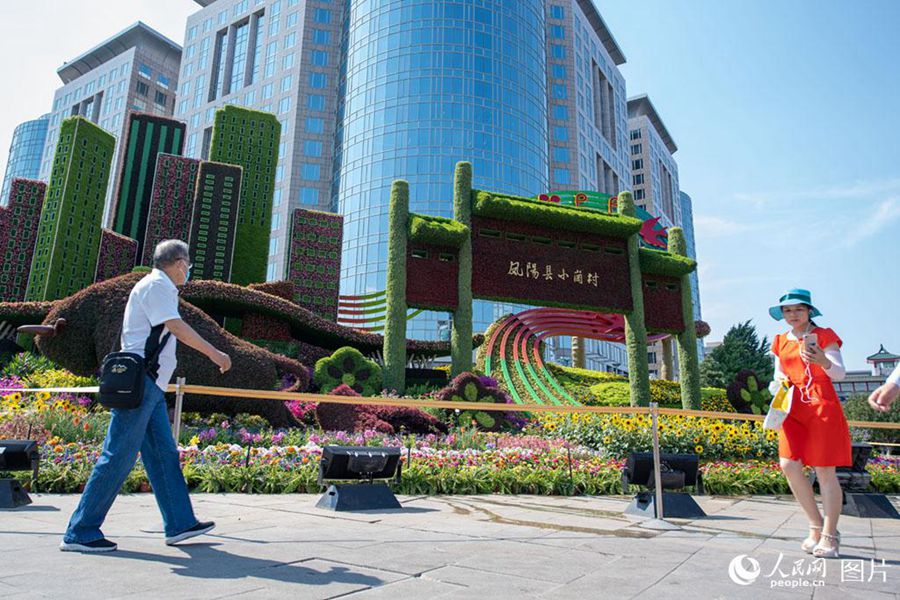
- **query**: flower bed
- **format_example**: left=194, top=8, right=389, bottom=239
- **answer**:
left=13, top=441, right=900, bottom=496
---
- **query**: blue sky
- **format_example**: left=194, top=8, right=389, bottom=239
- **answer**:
left=1, top=1, right=896, bottom=368
left=600, top=0, right=900, bottom=368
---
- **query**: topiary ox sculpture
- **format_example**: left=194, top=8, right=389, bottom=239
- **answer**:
left=20, top=273, right=308, bottom=426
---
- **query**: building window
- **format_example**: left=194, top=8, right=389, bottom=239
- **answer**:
left=304, top=140, right=323, bottom=157
left=648, top=352, right=657, bottom=364
left=551, top=64, right=566, bottom=79
left=306, top=117, right=324, bottom=133
left=312, top=29, right=331, bottom=44
left=301, top=164, right=321, bottom=180
left=635, top=189, right=646, bottom=200
left=551, top=84, right=567, bottom=99
left=281, top=74, right=292, bottom=92
left=283, top=53, right=294, bottom=70
left=551, top=44, right=566, bottom=59
left=311, top=50, right=328, bottom=66
left=553, top=126, right=568, bottom=141
left=300, top=187, right=319, bottom=205
left=157, top=74, right=170, bottom=89
left=553, top=105, right=568, bottom=120
left=154, top=90, right=168, bottom=107
left=553, top=168, right=570, bottom=184
left=267, top=263, right=277, bottom=281
left=631, top=143, right=642, bottom=155
left=550, top=5, right=565, bottom=19
left=269, top=237, right=279, bottom=256
left=307, top=94, right=325, bottom=110
left=309, top=72, right=326, bottom=88
left=262, top=82, right=274, bottom=99
left=278, top=96, right=290, bottom=114
left=286, top=11, right=299, bottom=28
left=314, top=8, right=331, bottom=23
left=550, top=25, right=565, bottom=39
left=283, top=32, right=296, bottom=49
left=138, top=64, right=152, bottom=79
left=136, top=81, right=150, bottom=96
left=630, top=129, right=641, bottom=140
left=633, top=174, right=645, bottom=186
left=552, top=147, right=569, bottom=163
left=632, top=158, right=644, bottom=170
left=592, top=61, right=617, bottom=149
left=271, top=213, right=281, bottom=230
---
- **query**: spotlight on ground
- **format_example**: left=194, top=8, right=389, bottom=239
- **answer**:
left=316, top=446, right=403, bottom=511
left=809, top=443, right=899, bottom=519
left=0, top=440, right=39, bottom=509
left=622, top=452, right=706, bottom=519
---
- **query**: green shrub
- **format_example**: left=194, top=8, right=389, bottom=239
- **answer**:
left=587, top=380, right=732, bottom=413
left=2, top=352, right=58, bottom=379
left=843, top=394, right=900, bottom=445
left=314, top=347, right=382, bottom=396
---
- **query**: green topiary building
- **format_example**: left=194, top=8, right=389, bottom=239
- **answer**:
left=189, top=161, right=242, bottom=282
left=208, top=106, right=280, bottom=285
left=25, top=117, right=115, bottom=302
left=0, top=179, right=46, bottom=302
left=110, top=113, right=186, bottom=261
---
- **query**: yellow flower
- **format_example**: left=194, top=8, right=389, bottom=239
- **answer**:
left=695, top=445, right=704, bottom=453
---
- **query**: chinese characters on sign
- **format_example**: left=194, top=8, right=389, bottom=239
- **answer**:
left=507, top=260, right=600, bottom=287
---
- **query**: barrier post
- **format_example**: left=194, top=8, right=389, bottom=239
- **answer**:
left=639, top=402, right=681, bottom=530
left=650, top=402, right=664, bottom=517
left=172, top=377, right=186, bottom=443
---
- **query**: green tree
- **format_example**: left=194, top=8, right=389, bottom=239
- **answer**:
left=700, top=320, right=773, bottom=388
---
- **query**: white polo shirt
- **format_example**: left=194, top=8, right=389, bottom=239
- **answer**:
left=120, top=269, right=180, bottom=391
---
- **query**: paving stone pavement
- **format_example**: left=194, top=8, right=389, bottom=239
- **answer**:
left=1, top=493, right=898, bottom=599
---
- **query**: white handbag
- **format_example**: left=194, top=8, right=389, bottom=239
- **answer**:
left=763, top=380, right=792, bottom=430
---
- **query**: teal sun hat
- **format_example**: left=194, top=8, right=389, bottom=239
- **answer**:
left=768, top=288, right=822, bottom=321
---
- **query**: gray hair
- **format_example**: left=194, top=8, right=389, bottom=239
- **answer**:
left=153, top=239, right=190, bottom=269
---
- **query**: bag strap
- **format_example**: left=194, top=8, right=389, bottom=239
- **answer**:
left=143, top=324, right=173, bottom=382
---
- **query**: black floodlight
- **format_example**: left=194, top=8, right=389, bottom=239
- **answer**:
left=316, top=446, right=402, bottom=511
left=0, top=440, right=40, bottom=508
left=623, top=452, right=706, bottom=519
left=810, top=443, right=899, bottom=519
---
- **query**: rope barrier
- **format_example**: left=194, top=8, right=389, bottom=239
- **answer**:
left=2, top=384, right=898, bottom=430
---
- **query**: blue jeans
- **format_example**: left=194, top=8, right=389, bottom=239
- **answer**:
left=63, top=376, right=197, bottom=543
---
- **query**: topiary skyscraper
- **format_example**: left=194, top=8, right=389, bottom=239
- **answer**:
left=26, top=117, right=114, bottom=301
left=208, top=106, right=280, bottom=285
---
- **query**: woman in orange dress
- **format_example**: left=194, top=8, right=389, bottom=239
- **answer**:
left=769, top=288, right=851, bottom=559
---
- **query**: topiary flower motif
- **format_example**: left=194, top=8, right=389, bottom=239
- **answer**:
left=434, top=372, right=509, bottom=431
left=314, top=346, right=382, bottom=396
left=726, top=369, right=772, bottom=415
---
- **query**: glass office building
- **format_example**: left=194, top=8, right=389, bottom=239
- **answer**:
left=1, top=115, right=49, bottom=205
left=334, top=0, right=549, bottom=339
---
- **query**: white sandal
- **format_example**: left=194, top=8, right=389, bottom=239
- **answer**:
left=812, top=531, right=840, bottom=559
left=801, top=524, right=822, bottom=554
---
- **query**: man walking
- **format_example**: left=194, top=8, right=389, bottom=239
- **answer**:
left=61, top=240, right=232, bottom=552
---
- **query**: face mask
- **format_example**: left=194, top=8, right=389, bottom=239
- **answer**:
left=185, top=265, right=192, bottom=282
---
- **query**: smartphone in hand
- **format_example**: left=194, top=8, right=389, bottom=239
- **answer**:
left=802, top=333, right=818, bottom=351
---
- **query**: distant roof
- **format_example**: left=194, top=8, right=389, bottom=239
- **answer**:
left=575, top=0, right=626, bottom=65
left=57, top=22, right=182, bottom=84
left=193, top=0, right=217, bottom=6
left=627, top=94, right=678, bottom=154
left=867, top=344, right=900, bottom=362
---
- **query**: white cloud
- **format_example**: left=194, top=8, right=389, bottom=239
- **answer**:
left=734, top=178, right=900, bottom=207
left=840, top=197, right=900, bottom=248
left=693, top=215, right=754, bottom=238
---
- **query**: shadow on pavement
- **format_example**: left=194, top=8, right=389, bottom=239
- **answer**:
left=105, top=543, right=386, bottom=587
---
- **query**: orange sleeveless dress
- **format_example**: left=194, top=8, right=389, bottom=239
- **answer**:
left=771, top=327, right=852, bottom=467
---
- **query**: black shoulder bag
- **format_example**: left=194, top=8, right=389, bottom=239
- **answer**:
left=98, top=324, right=172, bottom=409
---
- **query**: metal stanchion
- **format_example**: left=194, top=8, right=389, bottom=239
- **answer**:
left=639, top=402, right=681, bottom=531
left=172, top=377, right=186, bottom=442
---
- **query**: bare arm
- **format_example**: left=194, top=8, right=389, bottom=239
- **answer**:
left=164, top=318, right=231, bottom=373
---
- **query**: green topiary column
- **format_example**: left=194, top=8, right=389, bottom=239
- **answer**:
left=383, top=180, right=409, bottom=393
left=668, top=227, right=701, bottom=409
left=617, top=191, right=651, bottom=407
left=451, top=161, right=474, bottom=377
